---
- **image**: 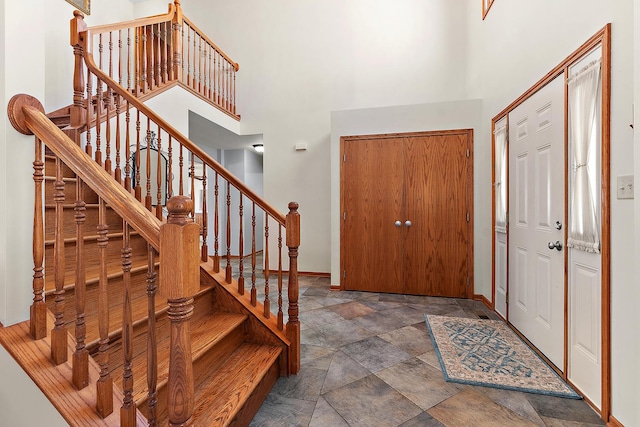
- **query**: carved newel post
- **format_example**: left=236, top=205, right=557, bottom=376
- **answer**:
left=159, top=196, right=200, bottom=427
left=285, top=202, right=301, bottom=375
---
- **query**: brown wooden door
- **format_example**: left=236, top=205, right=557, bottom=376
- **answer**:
left=340, top=130, right=473, bottom=297
left=341, top=137, right=404, bottom=293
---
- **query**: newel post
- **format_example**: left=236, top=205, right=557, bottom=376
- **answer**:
left=159, top=196, right=199, bottom=427
left=285, top=202, right=300, bottom=375
left=70, top=10, right=87, bottom=130
left=172, top=0, right=183, bottom=82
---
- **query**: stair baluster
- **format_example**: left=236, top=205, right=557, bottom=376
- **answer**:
left=263, top=223, right=270, bottom=318
left=96, top=197, right=113, bottom=418
left=51, top=156, right=68, bottom=365
left=120, top=222, right=137, bottom=426
left=225, top=182, right=232, bottom=283
left=31, top=136, right=47, bottom=339
left=251, top=202, right=257, bottom=306
left=237, top=194, right=244, bottom=294
left=146, top=245, right=159, bottom=426
left=277, top=226, right=284, bottom=331
left=213, top=172, right=220, bottom=272
left=155, top=126, right=163, bottom=220
left=201, top=166, right=209, bottom=262
left=72, top=178, right=89, bottom=389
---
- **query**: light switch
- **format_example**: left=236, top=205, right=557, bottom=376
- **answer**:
left=616, top=175, right=634, bottom=199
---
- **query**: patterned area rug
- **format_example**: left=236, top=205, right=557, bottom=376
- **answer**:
left=424, top=314, right=580, bottom=399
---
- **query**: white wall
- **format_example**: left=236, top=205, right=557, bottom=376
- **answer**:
left=467, top=0, right=636, bottom=424
left=137, top=0, right=470, bottom=274
left=634, top=1, right=640, bottom=423
left=330, top=100, right=484, bottom=288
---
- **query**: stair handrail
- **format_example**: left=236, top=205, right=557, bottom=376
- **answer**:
left=181, top=15, right=239, bottom=72
left=14, top=96, right=162, bottom=249
left=78, top=22, right=285, bottom=226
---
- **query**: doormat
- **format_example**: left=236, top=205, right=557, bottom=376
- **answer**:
left=424, top=314, right=580, bottom=399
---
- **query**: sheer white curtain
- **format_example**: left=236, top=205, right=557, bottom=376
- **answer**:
left=567, top=59, right=601, bottom=253
left=494, top=124, right=507, bottom=233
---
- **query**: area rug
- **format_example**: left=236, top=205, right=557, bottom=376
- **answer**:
left=424, top=314, right=580, bottom=399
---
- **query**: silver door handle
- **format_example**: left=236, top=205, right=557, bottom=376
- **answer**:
left=555, top=221, right=562, bottom=230
left=395, top=220, right=402, bottom=227
left=405, top=220, right=412, bottom=227
left=548, top=241, right=563, bottom=251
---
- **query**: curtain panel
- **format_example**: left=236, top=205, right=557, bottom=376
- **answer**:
left=494, top=124, right=507, bottom=233
left=567, top=59, right=601, bottom=253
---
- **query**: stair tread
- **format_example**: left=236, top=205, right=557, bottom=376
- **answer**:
left=192, top=343, right=282, bottom=425
left=130, top=312, right=248, bottom=404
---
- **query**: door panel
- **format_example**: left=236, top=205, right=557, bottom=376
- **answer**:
left=508, top=75, right=564, bottom=369
left=341, top=138, right=404, bottom=293
left=404, top=134, right=471, bottom=297
left=341, top=131, right=472, bottom=297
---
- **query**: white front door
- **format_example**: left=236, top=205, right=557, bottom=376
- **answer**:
left=508, top=74, right=564, bottom=369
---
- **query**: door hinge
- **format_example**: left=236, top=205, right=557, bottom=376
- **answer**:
left=343, top=270, right=346, bottom=279
left=466, top=148, right=470, bottom=158
left=343, top=212, right=346, bottom=221
left=467, top=276, right=471, bottom=287
left=466, top=212, right=470, bottom=222
left=506, top=293, right=509, bottom=304
left=343, top=154, right=346, bottom=162
left=506, top=212, right=509, bottom=224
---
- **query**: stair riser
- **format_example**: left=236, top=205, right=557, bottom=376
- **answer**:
left=44, top=232, right=150, bottom=290
left=44, top=177, right=99, bottom=205
left=45, top=205, right=125, bottom=240
left=45, top=267, right=155, bottom=344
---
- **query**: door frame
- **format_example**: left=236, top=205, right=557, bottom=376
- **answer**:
left=340, top=129, right=474, bottom=298
left=490, top=25, right=611, bottom=421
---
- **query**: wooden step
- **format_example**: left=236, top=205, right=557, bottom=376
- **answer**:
left=191, top=343, right=282, bottom=426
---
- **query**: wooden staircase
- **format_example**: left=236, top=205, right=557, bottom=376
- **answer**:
left=10, top=153, right=288, bottom=425
left=2, top=4, right=301, bottom=425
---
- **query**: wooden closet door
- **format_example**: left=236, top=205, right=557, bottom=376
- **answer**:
left=341, top=137, right=404, bottom=293
left=403, top=132, right=473, bottom=297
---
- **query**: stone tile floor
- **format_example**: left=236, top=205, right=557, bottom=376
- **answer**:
left=249, top=276, right=604, bottom=427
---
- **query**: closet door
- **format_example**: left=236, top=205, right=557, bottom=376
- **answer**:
left=341, top=130, right=473, bottom=296
left=403, top=132, right=472, bottom=297
left=341, top=137, right=404, bottom=293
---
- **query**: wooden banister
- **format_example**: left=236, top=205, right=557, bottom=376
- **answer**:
left=87, top=4, right=177, bottom=35
left=11, top=95, right=162, bottom=249
left=78, top=39, right=284, bottom=225
left=181, top=16, right=239, bottom=72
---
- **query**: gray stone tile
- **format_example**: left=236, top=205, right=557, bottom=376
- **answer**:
left=540, top=416, right=606, bottom=427
left=249, top=393, right=316, bottom=427
left=271, top=365, right=326, bottom=402
left=341, top=336, right=412, bottom=373
left=309, top=396, right=349, bottom=427
left=417, top=349, right=443, bottom=371
left=301, top=320, right=374, bottom=349
left=361, top=299, right=404, bottom=311
left=428, top=388, right=538, bottom=426
left=383, top=305, right=427, bottom=326
left=300, top=344, right=335, bottom=366
left=376, top=357, right=463, bottom=410
left=300, top=306, right=345, bottom=328
left=329, top=301, right=375, bottom=320
left=399, top=411, right=445, bottom=427
left=378, top=325, right=433, bottom=356
left=324, top=375, right=422, bottom=427
left=351, top=310, right=407, bottom=334
left=477, top=386, right=547, bottom=426
left=525, top=394, right=604, bottom=424
left=321, top=350, right=371, bottom=394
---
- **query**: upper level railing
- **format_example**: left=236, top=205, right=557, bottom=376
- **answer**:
left=70, top=0, right=239, bottom=129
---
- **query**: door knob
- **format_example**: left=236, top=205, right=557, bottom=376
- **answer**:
left=555, top=221, right=562, bottom=230
left=548, top=241, right=563, bottom=251
left=395, top=220, right=402, bottom=227
left=405, top=220, right=412, bottom=227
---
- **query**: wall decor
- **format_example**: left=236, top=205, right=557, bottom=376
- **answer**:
left=66, top=0, right=90, bottom=15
